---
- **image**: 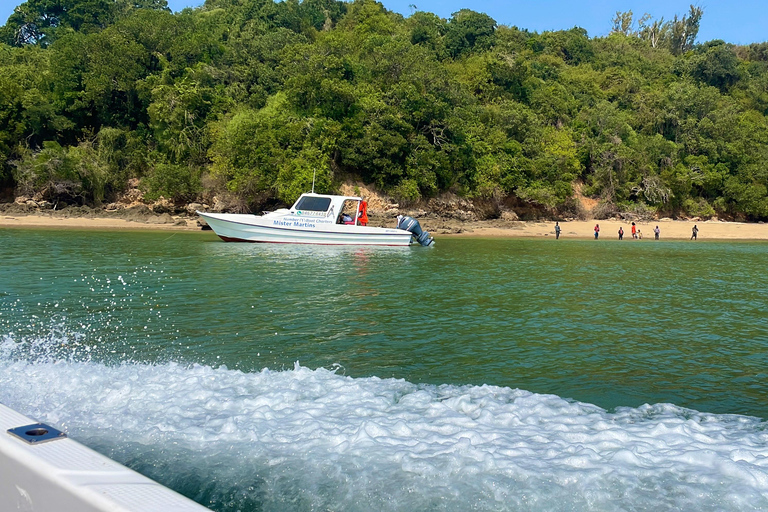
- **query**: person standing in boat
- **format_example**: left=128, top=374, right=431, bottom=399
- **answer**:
left=357, top=199, right=369, bottom=226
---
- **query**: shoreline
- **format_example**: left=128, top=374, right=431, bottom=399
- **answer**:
left=0, top=213, right=201, bottom=231
left=2, top=211, right=768, bottom=240
left=440, top=218, right=768, bottom=240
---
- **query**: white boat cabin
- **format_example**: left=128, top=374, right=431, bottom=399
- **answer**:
left=289, top=193, right=367, bottom=226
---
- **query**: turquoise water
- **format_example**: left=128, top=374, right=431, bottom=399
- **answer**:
left=1, top=228, right=768, bottom=510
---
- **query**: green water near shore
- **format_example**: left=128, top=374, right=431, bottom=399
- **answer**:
left=2, top=228, right=767, bottom=418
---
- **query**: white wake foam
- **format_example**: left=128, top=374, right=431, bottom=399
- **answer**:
left=1, top=335, right=767, bottom=511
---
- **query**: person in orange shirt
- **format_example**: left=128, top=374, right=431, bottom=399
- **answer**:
left=357, top=199, right=369, bottom=226
left=631, top=222, right=637, bottom=239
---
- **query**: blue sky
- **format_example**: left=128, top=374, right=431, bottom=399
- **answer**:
left=2, top=0, right=766, bottom=45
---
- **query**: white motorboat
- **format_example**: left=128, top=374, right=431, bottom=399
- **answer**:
left=197, top=193, right=434, bottom=246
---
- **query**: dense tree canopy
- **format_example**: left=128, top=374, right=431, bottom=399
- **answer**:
left=2, top=0, right=768, bottom=220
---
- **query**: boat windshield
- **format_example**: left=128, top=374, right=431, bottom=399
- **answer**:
left=294, top=196, right=332, bottom=213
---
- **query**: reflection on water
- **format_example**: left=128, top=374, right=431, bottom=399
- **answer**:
left=201, top=239, right=413, bottom=264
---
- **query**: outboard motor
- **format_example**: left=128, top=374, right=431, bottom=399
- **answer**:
left=396, top=215, right=434, bottom=246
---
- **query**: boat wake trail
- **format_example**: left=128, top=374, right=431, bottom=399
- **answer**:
left=1, top=333, right=768, bottom=512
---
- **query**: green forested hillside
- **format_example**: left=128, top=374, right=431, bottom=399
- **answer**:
left=2, top=0, right=768, bottom=219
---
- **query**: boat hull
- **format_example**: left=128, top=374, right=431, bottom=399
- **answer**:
left=0, top=403, right=208, bottom=512
left=198, top=212, right=413, bottom=246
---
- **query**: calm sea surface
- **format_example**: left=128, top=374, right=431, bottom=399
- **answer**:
left=1, top=228, right=768, bottom=511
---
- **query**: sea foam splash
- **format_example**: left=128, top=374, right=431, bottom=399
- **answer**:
left=1, top=334, right=768, bottom=511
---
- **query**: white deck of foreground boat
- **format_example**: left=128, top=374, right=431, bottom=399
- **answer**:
left=0, top=403, right=210, bottom=512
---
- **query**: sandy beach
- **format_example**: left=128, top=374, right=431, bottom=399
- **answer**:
left=443, top=218, right=768, bottom=240
left=0, top=213, right=201, bottom=231
left=2, top=210, right=768, bottom=240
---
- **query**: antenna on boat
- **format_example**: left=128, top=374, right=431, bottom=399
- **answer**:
left=311, top=169, right=316, bottom=193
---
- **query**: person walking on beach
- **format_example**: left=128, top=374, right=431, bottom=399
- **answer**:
left=618, top=226, right=624, bottom=240
left=654, top=226, right=660, bottom=240
left=691, top=225, right=699, bottom=240
left=631, top=222, right=637, bottom=239
left=594, top=224, right=600, bottom=239
left=555, top=221, right=561, bottom=239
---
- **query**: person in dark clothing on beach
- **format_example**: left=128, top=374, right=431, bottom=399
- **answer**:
left=654, top=226, right=660, bottom=240
left=618, top=227, right=624, bottom=240
left=691, top=225, right=699, bottom=240
left=555, top=222, right=561, bottom=239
